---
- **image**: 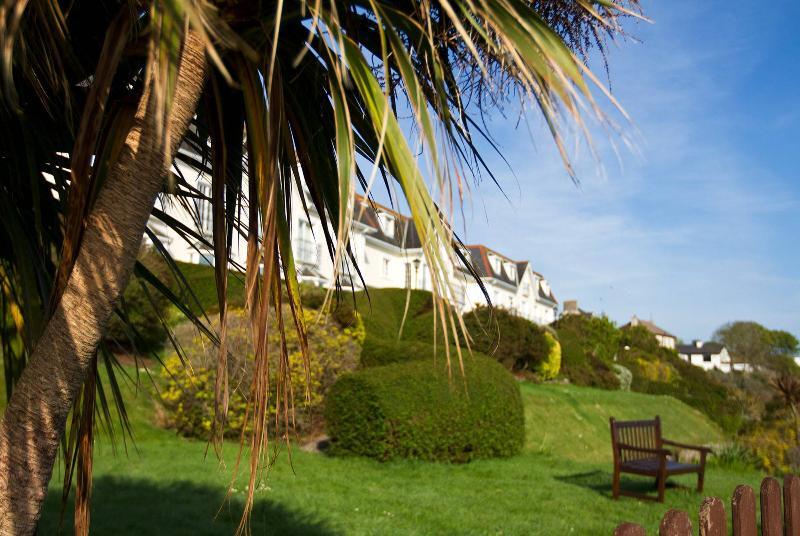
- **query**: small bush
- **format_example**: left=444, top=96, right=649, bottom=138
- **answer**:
left=561, top=354, right=620, bottom=389
left=741, top=419, right=799, bottom=475
left=160, top=307, right=362, bottom=438
left=710, top=442, right=755, bottom=471
left=536, top=332, right=561, bottom=380
left=612, top=364, right=632, bottom=391
left=462, top=306, right=555, bottom=373
left=325, top=354, right=524, bottom=462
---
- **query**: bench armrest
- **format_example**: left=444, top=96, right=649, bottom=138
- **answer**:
left=661, top=439, right=712, bottom=453
left=617, top=443, right=671, bottom=456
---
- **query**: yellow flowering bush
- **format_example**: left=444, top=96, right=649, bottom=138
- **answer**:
left=161, top=306, right=362, bottom=439
left=535, top=332, right=561, bottom=380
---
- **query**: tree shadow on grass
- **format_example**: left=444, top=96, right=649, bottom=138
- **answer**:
left=555, top=470, right=685, bottom=500
left=40, top=476, right=338, bottom=535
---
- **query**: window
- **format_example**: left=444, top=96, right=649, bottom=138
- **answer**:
left=377, top=211, right=395, bottom=236
left=488, top=254, right=501, bottom=274
left=196, top=183, right=213, bottom=237
left=383, top=258, right=390, bottom=276
left=296, top=220, right=317, bottom=264
left=703, top=355, right=712, bottom=363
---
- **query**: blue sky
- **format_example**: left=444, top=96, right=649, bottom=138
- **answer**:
left=449, top=0, right=799, bottom=341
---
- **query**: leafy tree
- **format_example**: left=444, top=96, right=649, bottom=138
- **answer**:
left=713, top=321, right=800, bottom=367
left=0, top=1, right=640, bottom=533
left=769, top=330, right=800, bottom=358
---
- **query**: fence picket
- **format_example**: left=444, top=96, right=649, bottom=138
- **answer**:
left=699, top=496, right=726, bottom=536
left=761, top=477, right=783, bottom=536
left=659, top=509, right=691, bottom=536
left=785, top=474, right=800, bottom=536
left=732, top=485, right=757, bottom=536
left=614, top=522, right=646, bottom=536
left=612, top=474, right=800, bottom=536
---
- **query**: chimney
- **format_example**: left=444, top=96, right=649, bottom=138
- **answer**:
left=631, top=315, right=639, bottom=326
left=564, top=300, right=578, bottom=313
left=693, top=340, right=703, bottom=348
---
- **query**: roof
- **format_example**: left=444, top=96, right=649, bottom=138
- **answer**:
left=351, top=195, right=557, bottom=302
left=353, top=196, right=422, bottom=249
left=538, top=282, right=557, bottom=304
left=677, top=342, right=725, bottom=355
left=461, top=245, right=518, bottom=286
left=621, top=317, right=676, bottom=339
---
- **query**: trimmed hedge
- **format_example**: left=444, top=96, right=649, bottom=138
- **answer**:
left=325, top=354, right=524, bottom=462
left=359, top=337, right=438, bottom=368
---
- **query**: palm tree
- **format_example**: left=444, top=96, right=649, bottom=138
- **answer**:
left=0, top=0, right=640, bottom=533
left=772, top=375, right=800, bottom=445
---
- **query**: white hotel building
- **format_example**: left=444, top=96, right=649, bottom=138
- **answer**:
left=149, top=160, right=559, bottom=325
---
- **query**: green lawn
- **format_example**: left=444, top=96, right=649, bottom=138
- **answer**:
left=36, top=373, right=763, bottom=535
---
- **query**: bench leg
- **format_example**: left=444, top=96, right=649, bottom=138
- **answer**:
left=612, top=468, right=620, bottom=500
left=657, top=470, right=666, bottom=503
left=697, top=470, right=704, bottom=493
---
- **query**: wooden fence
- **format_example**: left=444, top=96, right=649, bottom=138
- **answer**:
left=614, top=475, right=800, bottom=535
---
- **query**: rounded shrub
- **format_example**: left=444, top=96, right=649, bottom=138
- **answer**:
left=325, top=354, right=524, bottom=462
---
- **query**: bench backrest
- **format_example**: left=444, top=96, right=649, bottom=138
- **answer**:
left=610, top=416, right=662, bottom=463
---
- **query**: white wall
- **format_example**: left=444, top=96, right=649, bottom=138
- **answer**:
left=149, top=161, right=557, bottom=325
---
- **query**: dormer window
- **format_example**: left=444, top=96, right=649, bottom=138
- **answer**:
left=377, top=210, right=395, bottom=236
left=488, top=254, right=502, bottom=274
left=504, top=261, right=516, bottom=282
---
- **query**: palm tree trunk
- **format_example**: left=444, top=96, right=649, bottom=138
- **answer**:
left=0, top=31, right=207, bottom=534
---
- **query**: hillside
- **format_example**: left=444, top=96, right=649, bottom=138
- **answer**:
left=521, top=382, right=724, bottom=463
left=34, top=365, right=751, bottom=535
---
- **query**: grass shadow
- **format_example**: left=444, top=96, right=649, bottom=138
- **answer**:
left=555, top=470, right=689, bottom=500
left=40, top=476, right=337, bottom=535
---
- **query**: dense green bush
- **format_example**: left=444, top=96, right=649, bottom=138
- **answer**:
left=161, top=307, right=362, bottom=438
left=325, top=354, right=524, bottom=462
left=105, top=248, right=171, bottom=352
left=620, top=325, right=661, bottom=353
left=561, top=354, right=620, bottom=389
left=554, top=314, right=620, bottom=364
left=462, top=306, right=558, bottom=375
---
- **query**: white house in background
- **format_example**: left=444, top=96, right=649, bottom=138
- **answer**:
left=148, top=159, right=559, bottom=325
left=676, top=340, right=749, bottom=373
left=458, top=245, right=558, bottom=325
left=621, top=316, right=677, bottom=349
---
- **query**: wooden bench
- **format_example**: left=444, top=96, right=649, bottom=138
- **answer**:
left=610, top=416, right=711, bottom=502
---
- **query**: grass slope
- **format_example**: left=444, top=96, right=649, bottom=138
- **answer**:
left=522, top=383, right=724, bottom=463
left=36, top=366, right=760, bottom=535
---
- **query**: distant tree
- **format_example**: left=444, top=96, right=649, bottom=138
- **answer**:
left=769, top=330, right=800, bottom=358
left=713, top=321, right=772, bottom=366
left=713, top=321, right=800, bottom=367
